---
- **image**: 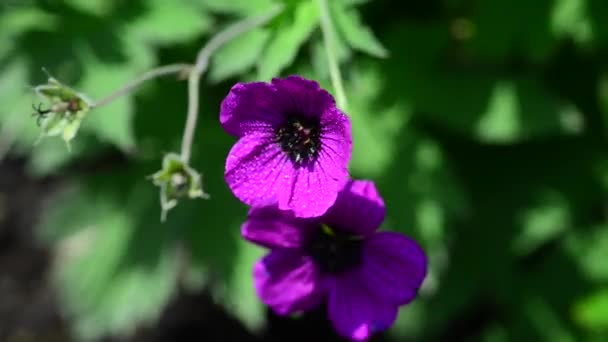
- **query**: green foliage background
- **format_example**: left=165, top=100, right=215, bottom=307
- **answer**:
left=2, top=0, right=608, bottom=340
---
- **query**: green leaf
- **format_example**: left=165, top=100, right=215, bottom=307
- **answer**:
left=0, top=6, right=56, bottom=39
left=346, top=66, right=410, bottom=177
left=46, top=181, right=180, bottom=340
left=512, top=191, right=570, bottom=256
left=467, top=0, right=555, bottom=62
left=223, top=239, right=267, bottom=332
left=129, top=0, right=212, bottom=45
left=565, top=225, right=608, bottom=282
left=0, top=60, right=40, bottom=150
left=202, top=0, right=275, bottom=15
left=525, top=296, right=576, bottom=341
left=28, top=138, right=78, bottom=176
left=551, top=0, right=593, bottom=44
left=574, top=289, right=608, bottom=331
left=76, top=37, right=155, bottom=150
left=331, top=3, right=388, bottom=58
left=209, top=28, right=271, bottom=82
left=381, top=24, right=584, bottom=143
left=64, top=0, right=114, bottom=16
left=473, top=79, right=582, bottom=143
left=257, top=0, right=320, bottom=80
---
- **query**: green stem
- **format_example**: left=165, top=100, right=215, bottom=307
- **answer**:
left=180, top=4, right=284, bottom=163
left=92, top=63, right=191, bottom=108
left=318, top=0, right=347, bottom=111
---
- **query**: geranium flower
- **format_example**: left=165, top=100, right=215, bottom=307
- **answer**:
left=220, top=76, right=351, bottom=218
left=242, top=180, right=427, bottom=341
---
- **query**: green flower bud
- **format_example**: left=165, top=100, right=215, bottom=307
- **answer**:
left=149, top=153, right=209, bottom=221
left=33, top=76, right=92, bottom=150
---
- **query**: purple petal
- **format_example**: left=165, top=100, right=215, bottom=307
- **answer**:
left=361, top=232, right=427, bottom=305
left=271, top=76, right=336, bottom=120
left=279, top=160, right=347, bottom=218
left=254, top=250, right=324, bottom=315
left=225, top=132, right=294, bottom=208
left=327, top=271, right=399, bottom=341
left=242, top=206, right=318, bottom=249
left=220, top=82, right=285, bottom=137
left=322, top=180, right=385, bottom=236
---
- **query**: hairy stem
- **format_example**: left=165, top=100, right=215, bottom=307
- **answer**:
left=92, top=63, right=192, bottom=108
left=318, top=0, right=347, bottom=111
left=180, top=4, right=284, bottom=163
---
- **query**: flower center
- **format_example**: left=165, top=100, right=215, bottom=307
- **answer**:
left=276, top=116, right=321, bottom=165
left=306, top=225, right=363, bottom=275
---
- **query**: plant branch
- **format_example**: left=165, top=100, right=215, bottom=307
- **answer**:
left=92, top=63, right=192, bottom=109
left=318, top=0, right=347, bottom=111
left=179, top=4, right=283, bottom=163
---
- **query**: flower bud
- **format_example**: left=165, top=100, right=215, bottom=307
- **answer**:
left=33, top=76, right=93, bottom=150
left=149, top=153, right=209, bottom=221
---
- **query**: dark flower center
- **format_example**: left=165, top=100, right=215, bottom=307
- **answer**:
left=306, top=225, right=363, bottom=275
left=275, top=115, right=321, bottom=165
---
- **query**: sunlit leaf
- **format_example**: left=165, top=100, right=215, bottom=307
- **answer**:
left=64, top=0, right=114, bottom=16
left=129, top=0, right=212, bottom=45
left=331, top=2, right=388, bottom=58
left=210, top=28, right=271, bottom=82
left=565, top=225, right=608, bottom=282
left=574, top=289, right=608, bottom=331
left=551, top=0, right=593, bottom=44
left=202, top=0, right=275, bottom=15
left=223, top=239, right=267, bottom=332
left=76, top=37, right=155, bottom=150
left=512, top=190, right=571, bottom=255
left=257, top=0, right=320, bottom=80
left=45, top=180, right=180, bottom=340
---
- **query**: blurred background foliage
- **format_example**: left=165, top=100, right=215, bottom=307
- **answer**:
left=1, top=0, right=608, bottom=341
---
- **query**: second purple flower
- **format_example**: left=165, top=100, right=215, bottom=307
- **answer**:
left=220, top=76, right=352, bottom=218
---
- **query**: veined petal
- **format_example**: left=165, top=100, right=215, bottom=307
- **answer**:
left=322, top=180, right=385, bottom=236
left=278, top=160, right=345, bottom=218
left=361, top=232, right=427, bottom=305
left=254, top=250, right=324, bottom=315
left=271, top=76, right=336, bottom=120
left=327, top=271, right=399, bottom=341
left=225, top=132, right=293, bottom=208
left=242, top=206, right=317, bottom=249
left=220, top=82, right=285, bottom=136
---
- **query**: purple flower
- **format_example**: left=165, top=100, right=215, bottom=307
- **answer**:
left=242, top=180, right=427, bottom=341
left=220, top=76, right=352, bottom=218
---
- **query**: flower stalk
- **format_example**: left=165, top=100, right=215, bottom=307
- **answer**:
left=180, top=3, right=284, bottom=163
left=318, top=0, right=348, bottom=111
left=92, top=63, right=192, bottom=109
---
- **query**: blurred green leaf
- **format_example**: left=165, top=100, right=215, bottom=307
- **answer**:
left=64, top=0, right=114, bottom=16
left=28, top=139, right=79, bottom=176
left=565, top=225, right=608, bottom=282
left=129, top=0, right=212, bottom=45
left=0, top=6, right=55, bottom=38
left=347, top=65, right=410, bottom=177
left=467, top=0, right=554, bottom=62
left=202, top=0, right=275, bottom=15
left=512, top=191, right=571, bottom=256
left=551, top=0, right=593, bottom=44
left=381, top=23, right=584, bottom=143
left=210, top=28, right=271, bottom=82
left=223, top=239, right=267, bottom=332
left=46, top=180, right=179, bottom=340
left=76, top=38, right=155, bottom=150
left=257, top=0, right=320, bottom=79
left=526, top=296, right=575, bottom=342
left=574, top=288, right=608, bottom=331
left=330, top=2, right=388, bottom=58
